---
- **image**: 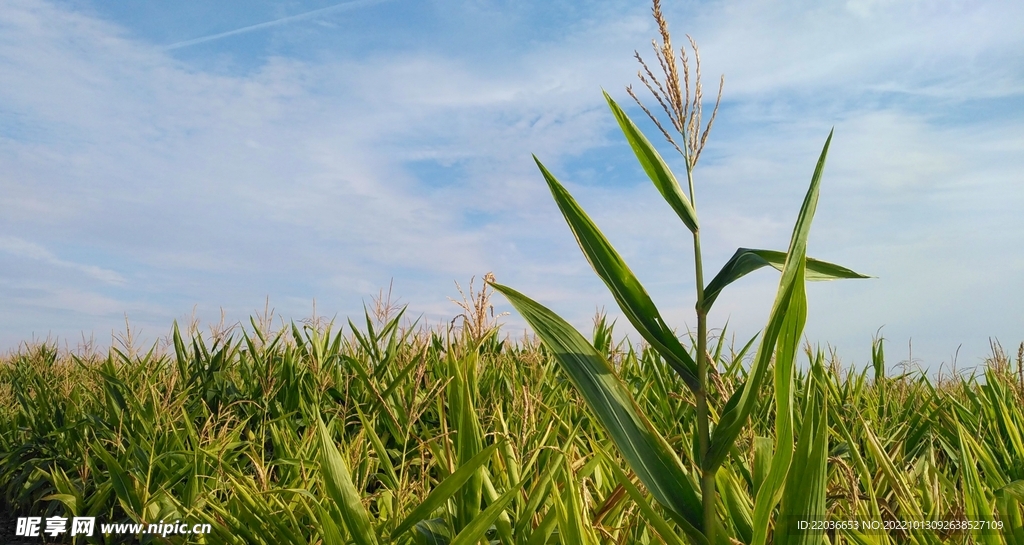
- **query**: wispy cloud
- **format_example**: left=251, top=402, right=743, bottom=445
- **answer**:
left=0, top=236, right=125, bottom=285
left=162, top=0, right=391, bottom=51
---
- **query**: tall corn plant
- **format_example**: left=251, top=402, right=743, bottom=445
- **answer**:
left=489, top=1, right=867, bottom=543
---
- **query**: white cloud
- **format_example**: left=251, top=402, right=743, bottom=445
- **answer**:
left=681, top=0, right=1024, bottom=100
left=0, top=0, right=1021, bottom=367
left=0, top=236, right=126, bottom=285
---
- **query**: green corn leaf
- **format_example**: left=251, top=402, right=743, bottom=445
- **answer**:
left=391, top=441, right=503, bottom=540
left=525, top=510, right=558, bottom=545
left=480, top=469, right=515, bottom=544
left=705, top=130, right=833, bottom=474
left=871, top=336, right=885, bottom=382
left=449, top=480, right=524, bottom=545
left=316, top=416, right=380, bottom=545
left=317, top=504, right=346, bottom=545
left=960, top=428, right=1005, bottom=494
left=958, top=423, right=1001, bottom=545
left=448, top=348, right=485, bottom=530
left=701, top=248, right=870, bottom=312
left=556, top=456, right=595, bottom=545
left=751, top=436, right=773, bottom=498
left=533, top=157, right=699, bottom=391
left=413, top=519, right=451, bottom=545
left=495, top=406, right=522, bottom=486
left=355, top=407, right=399, bottom=490
left=489, top=281, right=705, bottom=533
left=43, top=466, right=82, bottom=517
left=717, top=465, right=753, bottom=544
left=775, top=360, right=829, bottom=545
left=996, top=494, right=1024, bottom=545
left=997, top=481, right=1024, bottom=502
left=859, top=416, right=922, bottom=520
left=93, top=444, right=143, bottom=519
left=514, top=452, right=561, bottom=538
left=601, top=457, right=692, bottom=545
left=40, top=493, right=78, bottom=517
left=604, top=91, right=699, bottom=233
left=750, top=266, right=805, bottom=545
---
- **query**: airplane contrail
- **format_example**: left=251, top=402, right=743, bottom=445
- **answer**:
left=163, top=0, right=390, bottom=51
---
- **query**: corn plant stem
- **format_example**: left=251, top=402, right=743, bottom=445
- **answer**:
left=687, top=164, right=717, bottom=543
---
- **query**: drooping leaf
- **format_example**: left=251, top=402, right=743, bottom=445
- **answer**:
left=859, top=415, right=922, bottom=520
left=997, top=481, right=1024, bottom=503
left=534, top=157, right=698, bottom=391
left=994, top=482, right=1024, bottom=545
left=489, top=281, right=705, bottom=535
left=701, top=248, right=870, bottom=312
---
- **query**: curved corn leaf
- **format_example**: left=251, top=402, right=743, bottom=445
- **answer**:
left=488, top=281, right=705, bottom=533
left=604, top=91, right=699, bottom=233
left=412, top=519, right=449, bottom=545
left=701, top=248, right=870, bottom=312
left=40, top=493, right=78, bottom=516
left=534, top=157, right=699, bottom=391
left=995, top=481, right=1024, bottom=545
left=997, top=481, right=1024, bottom=502
left=316, top=416, right=380, bottom=545
left=705, top=130, right=833, bottom=474
left=391, top=441, right=503, bottom=540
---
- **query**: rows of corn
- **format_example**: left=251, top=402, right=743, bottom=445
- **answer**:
left=1, top=310, right=1023, bottom=544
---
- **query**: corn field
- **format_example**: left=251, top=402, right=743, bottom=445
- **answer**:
left=1, top=305, right=1022, bottom=544
left=3, top=1, right=1022, bottom=543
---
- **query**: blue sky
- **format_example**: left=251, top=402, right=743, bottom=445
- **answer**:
left=2, top=0, right=1022, bottom=371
